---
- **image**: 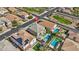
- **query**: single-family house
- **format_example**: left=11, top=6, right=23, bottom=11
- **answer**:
left=0, top=20, right=7, bottom=32
left=17, top=11, right=29, bottom=20
left=0, top=8, right=9, bottom=16
left=0, top=17, right=12, bottom=28
left=38, top=20, right=56, bottom=29
left=8, top=7, right=18, bottom=13
left=10, top=30, right=36, bottom=50
left=5, top=14, right=21, bottom=22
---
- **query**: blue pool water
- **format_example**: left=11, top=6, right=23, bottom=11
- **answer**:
left=53, top=28, right=59, bottom=33
left=44, top=34, right=51, bottom=42
left=51, top=39, right=58, bottom=47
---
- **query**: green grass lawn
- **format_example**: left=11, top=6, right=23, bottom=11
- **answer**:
left=45, top=27, right=51, bottom=33
left=53, top=15, right=72, bottom=25
left=33, top=43, right=41, bottom=51
left=23, top=7, right=47, bottom=14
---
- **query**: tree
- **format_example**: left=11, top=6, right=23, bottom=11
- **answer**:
left=28, top=16, right=33, bottom=19
left=12, top=20, right=18, bottom=27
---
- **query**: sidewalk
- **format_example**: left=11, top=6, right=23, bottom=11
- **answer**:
left=0, top=29, right=11, bottom=35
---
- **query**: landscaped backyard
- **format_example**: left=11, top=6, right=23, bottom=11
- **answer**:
left=33, top=43, right=41, bottom=51
left=53, top=15, right=72, bottom=25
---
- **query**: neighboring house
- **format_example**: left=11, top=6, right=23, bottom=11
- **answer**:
left=60, top=7, right=73, bottom=14
left=0, top=8, right=8, bottom=16
left=5, top=14, right=21, bottom=22
left=7, top=7, right=18, bottom=13
left=17, top=11, right=29, bottom=20
left=10, top=30, right=36, bottom=50
left=0, top=20, right=7, bottom=32
left=0, top=17, right=12, bottom=28
left=58, top=8, right=72, bottom=14
left=38, top=20, right=56, bottom=29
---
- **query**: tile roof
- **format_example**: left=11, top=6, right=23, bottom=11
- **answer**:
left=8, top=7, right=18, bottom=12
left=39, top=20, right=56, bottom=29
left=11, top=30, right=36, bottom=50
left=17, top=11, right=29, bottom=16
left=5, top=14, right=21, bottom=21
left=17, top=30, right=35, bottom=42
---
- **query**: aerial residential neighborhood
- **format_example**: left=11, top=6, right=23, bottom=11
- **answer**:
left=0, top=7, right=79, bottom=51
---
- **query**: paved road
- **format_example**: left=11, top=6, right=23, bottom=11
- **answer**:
left=0, top=19, right=35, bottom=41
left=39, top=7, right=58, bottom=18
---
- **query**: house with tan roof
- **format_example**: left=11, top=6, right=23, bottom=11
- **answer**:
left=0, top=8, right=9, bottom=16
left=38, top=20, right=56, bottom=29
left=0, top=20, right=7, bottom=32
left=17, top=11, right=29, bottom=19
left=0, top=17, right=12, bottom=32
left=8, top=7, right=18, bottom=13
left=10, top=30, right=36, bottom=50
left=5, top=14, right=21, bottom=22
left=0, top=17, right=12, bottom=28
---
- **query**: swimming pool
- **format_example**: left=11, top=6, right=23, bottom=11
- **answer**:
left=44, top=34, right=51, bottom=42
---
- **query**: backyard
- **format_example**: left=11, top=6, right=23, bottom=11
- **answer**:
left=33, top=43, right=41, bottom=51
